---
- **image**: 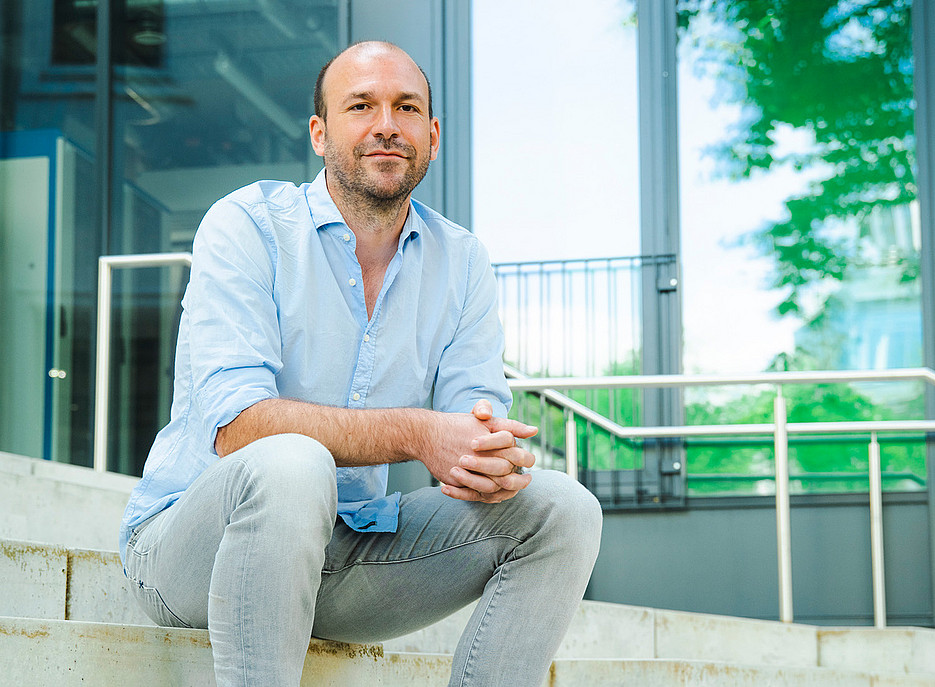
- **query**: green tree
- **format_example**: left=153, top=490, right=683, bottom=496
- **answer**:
left=678, top=0, right=916, bottom=317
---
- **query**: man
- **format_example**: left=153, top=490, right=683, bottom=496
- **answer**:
left=119, top=41, right=601, bottom=687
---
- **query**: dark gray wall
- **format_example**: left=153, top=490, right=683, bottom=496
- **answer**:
left=587, top=493, right=933, bottom=627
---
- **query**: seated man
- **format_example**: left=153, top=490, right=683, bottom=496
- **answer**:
left=119, top=40, right=602, bottom=687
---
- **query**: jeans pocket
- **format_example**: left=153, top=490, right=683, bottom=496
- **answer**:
left=127, top=577, right=193, bottom=628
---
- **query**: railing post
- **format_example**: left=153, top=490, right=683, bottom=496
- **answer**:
left=565, top=409, right=578, bottom=481
left=774, top=387, right=794, bottom=623
left=869, top=432, right=887, bottom=628
left=93, top=260, right=113, bottom=473
left=93, top=253, right=192, bottom=474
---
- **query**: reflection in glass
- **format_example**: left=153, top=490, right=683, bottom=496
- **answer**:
left=676, top=0, right=924, bottom=494
left=1, top=0, right=338, bottom=475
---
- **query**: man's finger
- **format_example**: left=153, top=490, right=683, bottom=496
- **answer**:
left=470, top=430, right=515, bottom=452
left=459, top=451, right=535, bottom=475
left=459, top=454, right=514, bottom=476
left=472, top=399, right=493, bottom=421
left=441, top=483, right=521, bottom=504
left=449, top=466, right=502, bottom=494
left=490, top=471, right=532, bottom=492
left=484, top=416, right=538, bottom=439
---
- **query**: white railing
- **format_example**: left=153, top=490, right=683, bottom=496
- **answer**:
left=94, top=254, right=934, bottom=629
left=93, top=253, right=193, bottom=476
left=507, top=369, right=935, bottom=628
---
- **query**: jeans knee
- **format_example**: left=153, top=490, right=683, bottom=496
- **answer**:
left=530, top=470, right=603, bottom=562
left=230, top=433, right=337, bottom=522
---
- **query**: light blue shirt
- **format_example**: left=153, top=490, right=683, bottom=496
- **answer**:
left=119, top=170, right=511, bottom=562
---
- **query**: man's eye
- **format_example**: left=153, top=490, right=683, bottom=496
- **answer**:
left=350, top=103, right=369, bottom=111
left=399, top=104, right=417, bottom=112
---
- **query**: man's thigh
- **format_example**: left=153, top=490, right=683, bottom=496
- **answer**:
left=312, top=482, right=539, bottom=643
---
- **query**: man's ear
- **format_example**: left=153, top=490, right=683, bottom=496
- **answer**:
left=309, top=115, right=326, bottom=157
left=429, top=116, right=440, bottom=161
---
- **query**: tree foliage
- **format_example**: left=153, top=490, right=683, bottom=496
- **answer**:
left=678, top=0, right=916, bottom=316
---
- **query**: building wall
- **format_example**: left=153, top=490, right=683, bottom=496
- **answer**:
left=588, top=494, right=932, bottom=626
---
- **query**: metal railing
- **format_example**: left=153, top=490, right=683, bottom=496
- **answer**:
left=507, top=369, right=935, bottom=628
left=93, top=253, right=192, bottom=475
left=493, top=256, right=666, bottom=378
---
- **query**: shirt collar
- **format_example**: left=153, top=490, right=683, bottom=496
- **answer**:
left=305, top=169, right=423, bottom=248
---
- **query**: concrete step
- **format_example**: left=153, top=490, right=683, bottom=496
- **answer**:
left=818, top=627, right=935, bottom=677
left=0, top=617, right=383, bottom=686
left=5, top=537, right=935, bottom=679
left=0, top=538, right=153, bottom=625
left=4, top=617, right=932, bottom=687
left=545, top=659, right=935, bottom=687
left=0, top=451, right=135, bottom=550
left=379, top=653, right=935, bottom=687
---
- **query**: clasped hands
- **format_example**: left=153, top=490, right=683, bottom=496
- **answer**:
left=432, top=399, right=538, bottom=504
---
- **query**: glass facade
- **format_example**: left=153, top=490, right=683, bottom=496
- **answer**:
left=2, top=0, right=933, bottom=503
left=677, top=0, right=926, bottom=494
left=1, top=0, right=341, bottom=474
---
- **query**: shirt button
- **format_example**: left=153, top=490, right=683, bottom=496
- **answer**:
left=352, top=392, right=361, bottom=401
left=363, top=334, right=370, bottom=342
left=348, top=278, right=357, bottom=286
left=343, top=233, right=351, bottom=242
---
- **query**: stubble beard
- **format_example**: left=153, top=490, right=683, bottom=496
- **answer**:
left=324, top=138, right=431, bottom=216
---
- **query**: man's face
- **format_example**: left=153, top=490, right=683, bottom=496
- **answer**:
left=309, top=46, right=440, bottom=204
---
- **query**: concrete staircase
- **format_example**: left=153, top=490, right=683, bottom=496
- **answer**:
left=2, top=450, right=934, bottom=686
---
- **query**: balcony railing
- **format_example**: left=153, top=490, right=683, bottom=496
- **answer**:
left=507, top=368, right=935, bottom=628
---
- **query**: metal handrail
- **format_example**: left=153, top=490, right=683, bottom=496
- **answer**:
left=93, top=253, right=192, bottom=475
left=507, top=368, right=935, bottom=628
left=507, top=368, right=935, bottom=390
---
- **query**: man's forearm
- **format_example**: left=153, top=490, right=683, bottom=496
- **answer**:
left=216, top=397, right=538, bottom=503
left=215, top=398, right=433, bottom=465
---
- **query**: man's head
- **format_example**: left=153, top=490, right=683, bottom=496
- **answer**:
left=314, top=42, right=434, bottom=122
left=309, top=41, right=439, bottom=207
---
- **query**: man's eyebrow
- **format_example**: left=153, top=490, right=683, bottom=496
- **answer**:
left=395, top=91, right=426, bottom=104
left=342, top=90, right=426, bottom=105
left=344, top=90, right=375, bottom=103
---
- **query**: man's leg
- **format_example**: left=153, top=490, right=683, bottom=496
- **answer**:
left=312, top=470, right=602, bottom=687
left=123, top=433, right=337, bottom=686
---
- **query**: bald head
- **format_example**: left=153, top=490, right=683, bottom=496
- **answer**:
left=314, top=41, right=433, bottom=121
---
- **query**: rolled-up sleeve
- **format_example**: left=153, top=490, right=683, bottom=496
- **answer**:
left=433, top=239, right=512, bottom=417
left=185, top=196, right=282, bottom=450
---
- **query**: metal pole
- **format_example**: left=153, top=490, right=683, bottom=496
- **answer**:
left=93, top=254, right=192, bottom=474
left=774, top=388, right=794, bottom=623
left=869, top=432, right=887, bottom=628
left=565, top=410, right=578, bottom=481
left=93, top=260, right=113, bottom=473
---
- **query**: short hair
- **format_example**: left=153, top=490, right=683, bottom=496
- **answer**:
left=313, top=41, right=434, bottom=121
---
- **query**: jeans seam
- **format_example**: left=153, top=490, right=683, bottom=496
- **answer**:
left=231, top=456, right=257, bottom=687
left=456, top=552, right=515, bottom=687
left=321, top=534, right=523, bottom=575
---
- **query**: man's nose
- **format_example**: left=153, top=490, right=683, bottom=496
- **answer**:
left=372, top=104, right=400, bottom=138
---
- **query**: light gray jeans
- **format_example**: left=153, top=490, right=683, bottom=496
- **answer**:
left=123, top=433, right=602, bottom=687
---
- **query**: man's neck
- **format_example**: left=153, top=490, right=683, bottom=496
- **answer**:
left=325, top=174, right=411, bottom=318
left=325, top=174, right=411, bottom=256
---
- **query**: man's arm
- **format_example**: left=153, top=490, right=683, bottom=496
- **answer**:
left=215, top=398, right=537, bottom=503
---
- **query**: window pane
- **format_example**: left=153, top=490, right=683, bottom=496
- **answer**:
left=106, top=0, right=338, bottom=475
left=677, top=0, right=924, bottom=494
left=1, top=2, right=101, bottom=465
left=473, top=0, right=643, bottom=499
left=472, top=0, right=640, bottom=264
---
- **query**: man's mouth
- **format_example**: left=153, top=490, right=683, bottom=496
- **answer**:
left=364, top=151, right=408, bottom=159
